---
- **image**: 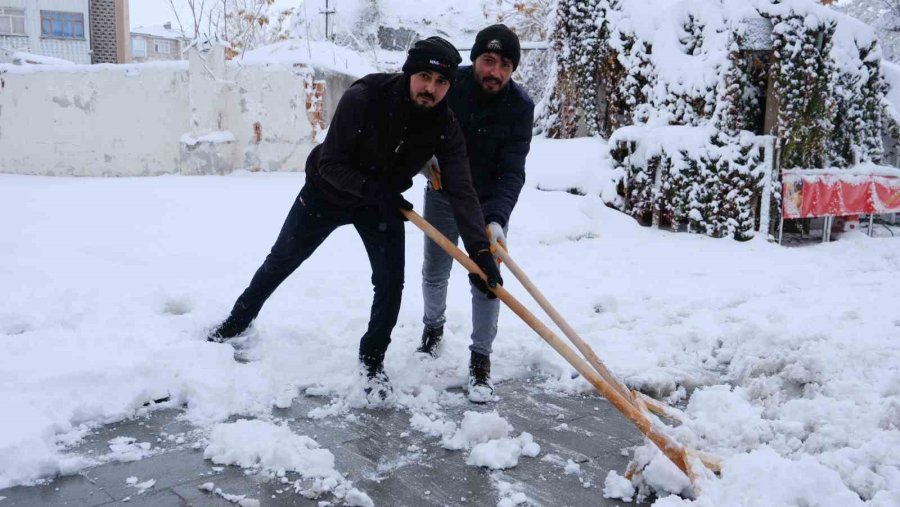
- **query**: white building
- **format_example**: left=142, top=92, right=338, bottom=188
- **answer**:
left=0, top=0, right=128, bottom=64
left=131, top=22, right=186, bottom=63
left=0, top=0, right=91, bottom=64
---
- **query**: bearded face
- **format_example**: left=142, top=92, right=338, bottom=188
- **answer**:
left=409, top=70, right=451, bottom=110
left=473, top=52, right=513, bottom=95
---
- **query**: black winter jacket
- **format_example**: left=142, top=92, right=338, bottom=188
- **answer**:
left=306, top=73, right=489, bottom=255
left=447, top=66, right=534, bottom=228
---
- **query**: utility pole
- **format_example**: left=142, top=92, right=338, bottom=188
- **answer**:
left=222, top=0, right=227, bottom=44
left=322, top=0, right=336, bottom=41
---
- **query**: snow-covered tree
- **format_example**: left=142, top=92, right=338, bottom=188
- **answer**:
left=167, top=0, right=295, bottom=56
left=829, top=42, right=882, bottom=166
left=679, top=13, right=705, bottom=56
left=541, top=0, right=622, bottom=138
left=834, top=0, right=900, bottom=62
left=223, top=0, right=295, bottom=56
left=771, top=13, right=837, bottom=169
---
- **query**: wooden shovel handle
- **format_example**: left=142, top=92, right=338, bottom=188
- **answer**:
left=493, top=247, right=636, bottom=404
left=403, top=209, right=693, bottom=478
left=495, top=240, right=683, bottom=423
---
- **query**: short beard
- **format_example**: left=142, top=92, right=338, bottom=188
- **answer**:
left=476, top=76, right=504, bottom=95
left=411, top=92, right=437, bottom=111
left=410, top=100, right=435, bottom=112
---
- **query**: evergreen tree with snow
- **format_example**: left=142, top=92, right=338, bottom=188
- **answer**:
left=772, top=13, right=836, bottom=169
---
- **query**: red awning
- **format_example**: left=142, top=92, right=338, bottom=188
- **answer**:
left=782, top=172, right=900, bottom=219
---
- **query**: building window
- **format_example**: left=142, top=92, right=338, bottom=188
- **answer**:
left=0, top=7, right=26, bottom=36
left=132, top=38, right=147, bottom=58
left=40, top=11, right=85, bottom=39
left=154, top=40, right=171, bottom=54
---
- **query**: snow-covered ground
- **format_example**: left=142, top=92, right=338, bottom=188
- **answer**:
left=1, top=137, right=899, bottom=505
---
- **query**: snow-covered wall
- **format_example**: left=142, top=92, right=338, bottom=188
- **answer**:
left=0, top=44, right=338, bottom=176
left=0, top=62, right=189, bottom=176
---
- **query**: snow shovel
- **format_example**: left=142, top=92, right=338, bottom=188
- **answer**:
left=490, top=244, right=635, bottom=403
left=402, top=208, right=706, bottom=482
left=489, top=242, right=720, bottom=474
left=489, top=245, right=687, bottom=422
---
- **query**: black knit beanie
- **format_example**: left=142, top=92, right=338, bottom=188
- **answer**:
left=402, top=36, right=462, bottom=83
left=470, top=24, right=521, bottom=70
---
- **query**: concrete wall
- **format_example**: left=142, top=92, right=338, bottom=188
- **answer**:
left=319, top=71, right=357, bottom=127
left=234, top=62, right=321, bottom=173
left=0, top=62, right=189, bottom=175
left=0, top=43, right=345, bottom=176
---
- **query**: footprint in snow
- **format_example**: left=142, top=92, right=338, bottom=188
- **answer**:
left=0, top=314, right=31, bottom=335
left=161, top=298, right=193, bottom=316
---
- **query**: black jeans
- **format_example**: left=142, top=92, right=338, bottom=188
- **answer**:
left=228, top=183, right=405, bottom=363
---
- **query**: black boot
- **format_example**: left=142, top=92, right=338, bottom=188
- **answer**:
left=207, top=315, right=251, bottom=343
left=416, top=325, right=444, bottom=357
left=467, top=351, right=494, bottom=403
left=360, top=355, right=393, bottom=403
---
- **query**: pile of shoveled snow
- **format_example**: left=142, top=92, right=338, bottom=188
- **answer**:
left=204, top=419, right=373, bottom=506
left=411, top=410, right=540, bottom=470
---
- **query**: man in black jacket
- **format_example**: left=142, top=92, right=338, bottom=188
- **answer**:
left=418, top=25, right=534, bottom=403
left=208, top=37, right=502, bottom=403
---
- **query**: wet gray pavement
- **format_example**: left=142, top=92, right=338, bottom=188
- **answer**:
left=0, top=378, right=650, bottom=506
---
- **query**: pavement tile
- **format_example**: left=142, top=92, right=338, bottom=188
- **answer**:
left=1, top=378, right=661, bottom=507
left=0, top=475, right=113, bottom=507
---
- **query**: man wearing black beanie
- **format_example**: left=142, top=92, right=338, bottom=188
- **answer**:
left=402, top=36, right=462, bottom=88
left=208, top=36, right=502, bottom=405
left=418, top=24, right=534, bottom=404
left=470, top=24, right=522, bottom=72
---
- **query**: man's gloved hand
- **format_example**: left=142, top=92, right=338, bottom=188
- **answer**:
left=468, top=248, right=503, bottom=299
left=486, top=222, right=507, bottom=253
left=362, top=178, right=413, bottom=221
left=379, top=193, right=413, bottom=221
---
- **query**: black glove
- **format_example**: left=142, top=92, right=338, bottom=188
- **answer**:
left=468, top=248, right=502, bottom=299
left=378, top=193, right=413, bottom=222
left=362, top=178, right=413, bottom=221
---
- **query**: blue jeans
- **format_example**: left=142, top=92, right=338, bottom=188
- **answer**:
left=228, top=183, right=405, bottom=364
left=421, top=186, right=503, bottom=356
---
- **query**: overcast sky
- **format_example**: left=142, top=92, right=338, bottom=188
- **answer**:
left=129, top=1, right=179, bottom=29
left=128, top=1, right=300, bottom=30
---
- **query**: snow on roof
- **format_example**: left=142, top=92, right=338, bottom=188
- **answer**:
left=131, top=25, right=187, bottom=40
left=784, top=164, right=900, bottom=179
left=0, top=50, right=74, bottom=66
left=239, top=39, right=386, bottom=77
left=0, top=60, right=187, bottom=75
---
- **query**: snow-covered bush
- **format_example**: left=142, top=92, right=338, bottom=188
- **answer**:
left=541, top=0, right=889, bottom=239
left=611, top=126, right=763, bottom=239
